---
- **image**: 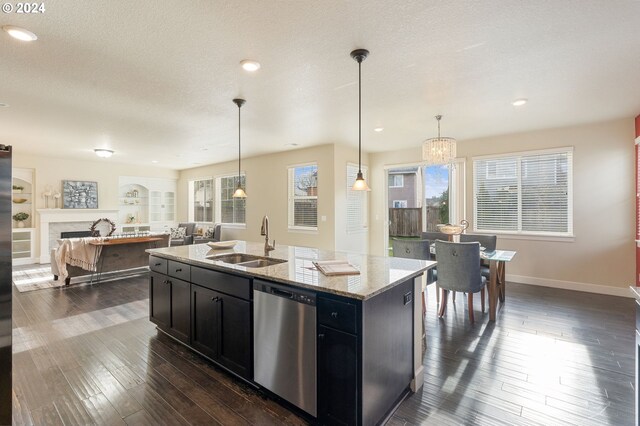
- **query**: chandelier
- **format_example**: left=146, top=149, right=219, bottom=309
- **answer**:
left=422, top=115, right=456, bottom=165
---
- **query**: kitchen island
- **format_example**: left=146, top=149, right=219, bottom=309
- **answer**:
left=147, top=241, right=436, bottom=425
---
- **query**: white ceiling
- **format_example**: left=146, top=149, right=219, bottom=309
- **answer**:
left=2, top=0, right=640, bottom=170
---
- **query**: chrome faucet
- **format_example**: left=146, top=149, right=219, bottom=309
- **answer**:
left=260, top=215, right=276, bottom=254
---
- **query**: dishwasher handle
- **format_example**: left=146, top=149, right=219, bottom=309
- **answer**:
left=254, top=279, right=316, bottom=306
left=270, top=287, right=293, bottom=299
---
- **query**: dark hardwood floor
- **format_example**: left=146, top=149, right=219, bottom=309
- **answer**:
left=11, top=272, right=635, bottom=425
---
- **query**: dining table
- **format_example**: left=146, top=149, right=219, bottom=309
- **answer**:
left=482, top=249, right=517, bottom=321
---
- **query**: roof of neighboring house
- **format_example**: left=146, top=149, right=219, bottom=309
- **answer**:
left=389, top=167, right=419, bottom=175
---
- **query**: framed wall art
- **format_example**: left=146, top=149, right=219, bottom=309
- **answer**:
left=62, top=180, right=98, bottom=209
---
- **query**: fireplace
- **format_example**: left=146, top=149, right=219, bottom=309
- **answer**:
left=60, top=231, right=93, bottom=239
left=37, top=208, right=119, bottom=264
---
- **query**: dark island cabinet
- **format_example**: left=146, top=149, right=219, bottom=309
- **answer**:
left=318, top=325, right=358, bottom=426
left=149, top=255, right=253, bottom=381
left=191, top=284, right=252, bottom=378
left=149, top=271, right=190, bottom=343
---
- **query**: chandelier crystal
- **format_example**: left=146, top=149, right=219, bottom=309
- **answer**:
left=422, top=115, right=456, bottom=165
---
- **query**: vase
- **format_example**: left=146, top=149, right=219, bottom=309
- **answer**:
left=17, top=221, right=24, bottom=228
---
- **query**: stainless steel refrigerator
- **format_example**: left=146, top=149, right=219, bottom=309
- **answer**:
left=0, top=145, right=11, bottom=424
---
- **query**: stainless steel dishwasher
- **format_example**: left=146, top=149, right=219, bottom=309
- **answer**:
left=253, top=280, right=317, bottom=417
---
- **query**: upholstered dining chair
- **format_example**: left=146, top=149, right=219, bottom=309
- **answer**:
left=391, top=238, right=433, bottom=316
left=435, top=240, right=486, bottom=324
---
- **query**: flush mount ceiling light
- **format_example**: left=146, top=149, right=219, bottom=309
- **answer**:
left=2, top=25, right=37, bottom=42
left=151, top=160, right=159, bottom=163
left=232, top=98, right=247, bottom=198
left=351, top=48, right=371, bottom=191
left=94, top=149, right=114, bottom=158
left=374, top=127, right=384, bottom=132
left=422, top=115, right=456, bottom=165
left=240, top=60, right=261, bottom=72
left=512, top=98, right=528, bottom=106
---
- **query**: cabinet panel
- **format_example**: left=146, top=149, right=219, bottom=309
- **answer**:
left=149, top=256, right=167, bottom=274
left=318, top=325, right=358, bottom=426
left=170, top=277, right=190, bottom=343
left=191, top=284, right=221, bottom=360
left=218, top=295, right=252, bottom=378
left=168, top=260, right=190, bottom=281
left=149, top=272, right=171, bottom=328
left=318, top=297, right=357, bottom=334
left=191, top=266, right=251, bottom=300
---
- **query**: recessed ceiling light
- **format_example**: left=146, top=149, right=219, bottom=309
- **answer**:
left=0, top=103, right=9, bottom=108
left=2, top=25, right=37, bottom=42
left=512, top=98, right=528, bottom=107
left=374, top=127, right=384, bottom=132
left=240, top=59, right=261, bottom=72
left=94, top=149, right=114, bottom=158
left=284, top=143, right=300, bottom=148
left=151, top=160, right=159, bottom=164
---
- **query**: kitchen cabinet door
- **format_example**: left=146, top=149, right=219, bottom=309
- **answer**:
left=191, top=284, right=221, bottom=360
left=217, top=294, right=252, bottom=378
left=149, top=272, right=170, bottom=329
left=318, top=325, right=358, bottom=426
left=170, top=277, right=190, bottom=343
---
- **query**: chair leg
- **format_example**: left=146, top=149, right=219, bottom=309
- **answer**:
left=468, top=292, right=474, bottom=324
left=436, top=283, right=440, bottom=305
left=481, top=287, right=486, bottom=313
left=438, top=289, right=448, bottom=317
left=422, top=290, right=427, bottom=318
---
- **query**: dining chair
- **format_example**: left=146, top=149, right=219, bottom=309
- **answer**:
left=435, top=240, right=486, bottom=324
left=391, top=238, right=433, bottom=316
left=460, top=233, right=496, bottom=303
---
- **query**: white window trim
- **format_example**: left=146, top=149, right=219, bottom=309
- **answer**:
left=288, top=162, right=318, bottom=231
left=392, top=200, right=408, bottom=208
left=472, top=147, right=574, bottom=238
left=215, top=172, right=246, bottom=225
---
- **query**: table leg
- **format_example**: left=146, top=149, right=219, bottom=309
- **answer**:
left=489, top=260, right=498, bottom=321
left=498, top=261, right=506, bottom=303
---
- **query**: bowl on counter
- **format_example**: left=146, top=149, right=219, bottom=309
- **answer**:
left=12, top=198, right=27, bottom=204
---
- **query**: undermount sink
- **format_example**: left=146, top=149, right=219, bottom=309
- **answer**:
left=207, top=253, right=287, bottom=268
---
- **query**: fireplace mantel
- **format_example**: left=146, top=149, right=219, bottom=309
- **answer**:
left=38, top=209, right=119, bottom=263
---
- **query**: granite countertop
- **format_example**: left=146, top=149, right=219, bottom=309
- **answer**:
left=630, top=286, right=640, bottom=300
left=147, top=240, right=436, bottom=300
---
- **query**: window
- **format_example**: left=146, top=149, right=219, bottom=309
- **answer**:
left=347, top=164, right=368, bottom=233
left=288, top=164, right=318, bottom=230
left=215, top=174, right=246, bottom=224
left=473, top=148, right=573, bottom=236
left=388, top=174, right=404, bottom=188
left=393, top=200, right=407, bottom=208
left=190, top=178, right=214, bottom=222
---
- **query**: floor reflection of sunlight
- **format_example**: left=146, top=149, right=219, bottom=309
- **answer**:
left=12, top=275, right=54, bottom=285
left=12, top=300, right=147, bottom=354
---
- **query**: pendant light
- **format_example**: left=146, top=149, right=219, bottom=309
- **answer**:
left=422, top=115, right=456, bottom=165
left=351, top=48, right=371, bottom=191
left=232, top=98, right=247, bottom=198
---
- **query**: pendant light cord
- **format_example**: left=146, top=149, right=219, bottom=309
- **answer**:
left=358, top=59, right=362, bottom=173
left=238, top=104, right=241, bottom=184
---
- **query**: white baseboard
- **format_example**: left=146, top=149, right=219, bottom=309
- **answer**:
left=506, top=274, right=633, bottom=298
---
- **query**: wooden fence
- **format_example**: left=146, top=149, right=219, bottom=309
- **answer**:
left=389, top=208, right=422, bottom=237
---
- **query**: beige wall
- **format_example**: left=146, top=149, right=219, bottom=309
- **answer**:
left=13, top=151, right=178, bottom=257
left=369, top=118, right=635, bottom=294
left=178, top=144, right=338, bottom=250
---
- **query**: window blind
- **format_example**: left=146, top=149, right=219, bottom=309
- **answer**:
left=216, top=175, right=246, bottom=224
left=473, top=149, right=572, bottom=235
left=347, top=164, right=367, bottom=233
left=288, top=164, right=318, bottom=229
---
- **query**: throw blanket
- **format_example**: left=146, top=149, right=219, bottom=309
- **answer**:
left=55, top=238, right=103, bottom=280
